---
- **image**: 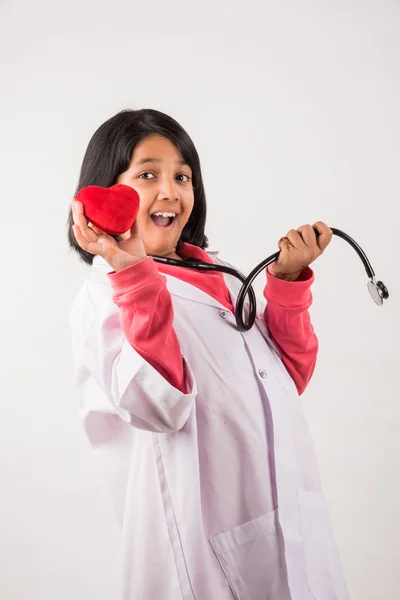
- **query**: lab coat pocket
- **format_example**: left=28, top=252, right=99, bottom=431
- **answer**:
left=210, top=509, right=288, bottom=600
left=297, top=489, right=337, bottom=600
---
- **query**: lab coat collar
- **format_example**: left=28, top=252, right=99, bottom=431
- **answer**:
left=163, top=253, right=245, bottom=313
left=91, top=251, right=246, bottom=313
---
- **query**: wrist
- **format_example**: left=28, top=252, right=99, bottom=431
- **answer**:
left=267, top=266, right=303, bottom=282
left=106, top=249, right=147, bottom=272
left=116, top=257, right=148, bottom=272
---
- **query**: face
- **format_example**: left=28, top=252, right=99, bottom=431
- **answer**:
left=117, top=134, right=195, bottom=259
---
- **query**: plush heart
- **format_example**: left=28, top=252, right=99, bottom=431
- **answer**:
left=76, top=184, right=140, bottom=235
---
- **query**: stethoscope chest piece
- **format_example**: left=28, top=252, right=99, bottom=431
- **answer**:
left=367, top=278, right=390, bottom=306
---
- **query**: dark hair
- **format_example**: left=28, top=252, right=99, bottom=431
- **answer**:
left=67, top=108, right=208, bottom=265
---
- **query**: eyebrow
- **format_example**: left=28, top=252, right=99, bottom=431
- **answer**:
left=134, top=158, right=189, bottom=167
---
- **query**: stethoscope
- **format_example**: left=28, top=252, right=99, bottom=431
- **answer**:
left=152, top=228, right=389, bottom=332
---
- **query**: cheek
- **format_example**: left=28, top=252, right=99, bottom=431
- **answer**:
left=138, top=206, right=152, bottom=227
left=184, top=192, right=195, bottom=216
left=135, top=191, right=153, bottom=219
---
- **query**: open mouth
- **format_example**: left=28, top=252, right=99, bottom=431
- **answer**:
left=150, top=212, right=178, bottom=229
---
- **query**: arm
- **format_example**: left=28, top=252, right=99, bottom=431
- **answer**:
left=109, top=258, right=186, bottom=394
left=263, top=266, right=318, bottom=395
left=78, top=259, right=196, bottom=433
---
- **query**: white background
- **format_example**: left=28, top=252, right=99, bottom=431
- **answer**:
left=0, top=0, right=399, bottom=598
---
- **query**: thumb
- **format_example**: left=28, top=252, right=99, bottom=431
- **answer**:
left=278, top=236, right=293, bottom=252
left=129, top=217, right=143, bottom=240
left=96, top=234, right=113, bottom=254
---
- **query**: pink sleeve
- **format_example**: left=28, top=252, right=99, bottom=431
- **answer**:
left=107, top=258, right=186, bottom=394
left=263, top=267, right=319, bottom=395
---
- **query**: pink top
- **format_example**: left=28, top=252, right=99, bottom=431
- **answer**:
left=109, top=242, right=318, bottom=395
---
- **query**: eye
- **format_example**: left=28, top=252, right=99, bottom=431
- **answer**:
left=177, top=174, right=191, bottom=182
left=139, top=172, right=155, bottom=180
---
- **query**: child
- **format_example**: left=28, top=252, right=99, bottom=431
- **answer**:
left=68, top=108, right=349, bottom=600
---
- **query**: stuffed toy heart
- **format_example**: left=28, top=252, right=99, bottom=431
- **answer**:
left=76, top=184, right=140, bottom=235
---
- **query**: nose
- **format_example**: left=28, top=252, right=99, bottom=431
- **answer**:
left=158, top=176, right=180, bottom=203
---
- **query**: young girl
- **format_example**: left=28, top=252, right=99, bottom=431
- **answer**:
left=68, top=108, right=349, bottom=600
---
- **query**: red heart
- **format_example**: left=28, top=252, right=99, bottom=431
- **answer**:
left=76, top=184, right=140, bottom=235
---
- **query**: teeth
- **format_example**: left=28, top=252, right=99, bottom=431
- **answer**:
left=152, top=212, right=177, bottom=218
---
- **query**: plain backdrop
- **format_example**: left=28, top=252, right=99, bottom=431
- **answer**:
left=0, top=0, right=399, bottom=598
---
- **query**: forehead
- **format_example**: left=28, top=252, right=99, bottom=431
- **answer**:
left=133, top=134, right=185, bottom=163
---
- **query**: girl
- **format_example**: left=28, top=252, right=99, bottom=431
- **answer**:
left=68, top=109, right=349, bottom=600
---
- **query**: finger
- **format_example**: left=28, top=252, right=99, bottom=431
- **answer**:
left=312, top=221, right=333, bottom=252
left=286, top=229, right=306, bottom=251
left=72, top=198, right=84, bottom=219
left=73, top=225, right=102, bottom=255
left=71, top=198, right=80, bottom=226
left=91, top=225, right=108, bottom=237
left=297, top=224, right=317, bottom=248
left=129, top=218, right=142, bottom=240
left=72, top=200, right=87, bottom=230
left=72, top=201, right=98, bottom=243
left=278, top=236, right=294, bottom=252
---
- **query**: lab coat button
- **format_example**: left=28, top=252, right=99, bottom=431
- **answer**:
left=219, top=310, right=228, bottom=319
left=259, top=369, right=267, bottom=379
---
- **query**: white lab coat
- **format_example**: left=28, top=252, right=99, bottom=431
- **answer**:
left=70, top=252, right=349, bottom=600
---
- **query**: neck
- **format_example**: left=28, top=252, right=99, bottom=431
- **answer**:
left=166, top=252, right=183, bottom=261
left=150, top=251, right=183, bottom=261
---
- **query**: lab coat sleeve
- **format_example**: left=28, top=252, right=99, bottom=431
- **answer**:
left=80, top=259, right=197, bottom=433
left=263, top=266, right=319, bottom=395
left=108, top=258, right=187, bottom=394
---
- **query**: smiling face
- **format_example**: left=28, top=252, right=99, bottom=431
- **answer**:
left=117, top=134, right=195, bottom=259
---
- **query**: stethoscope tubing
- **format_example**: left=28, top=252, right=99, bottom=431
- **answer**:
left=152, top=228, right=388, bottom=332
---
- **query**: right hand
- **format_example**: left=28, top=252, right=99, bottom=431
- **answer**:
left=72, top=198, right=147, bottom=272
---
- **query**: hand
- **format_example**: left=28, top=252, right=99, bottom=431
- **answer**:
left=267, top=222, right=333, bottom=281
left=71, top=198, right=147, bottom=272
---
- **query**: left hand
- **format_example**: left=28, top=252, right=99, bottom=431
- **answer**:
left=268, top=221, right=333, bottom=281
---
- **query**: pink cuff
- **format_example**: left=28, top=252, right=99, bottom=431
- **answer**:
left=264, top=266, right=314, bottom=308
left=108, top=258, right=163, bottom=295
